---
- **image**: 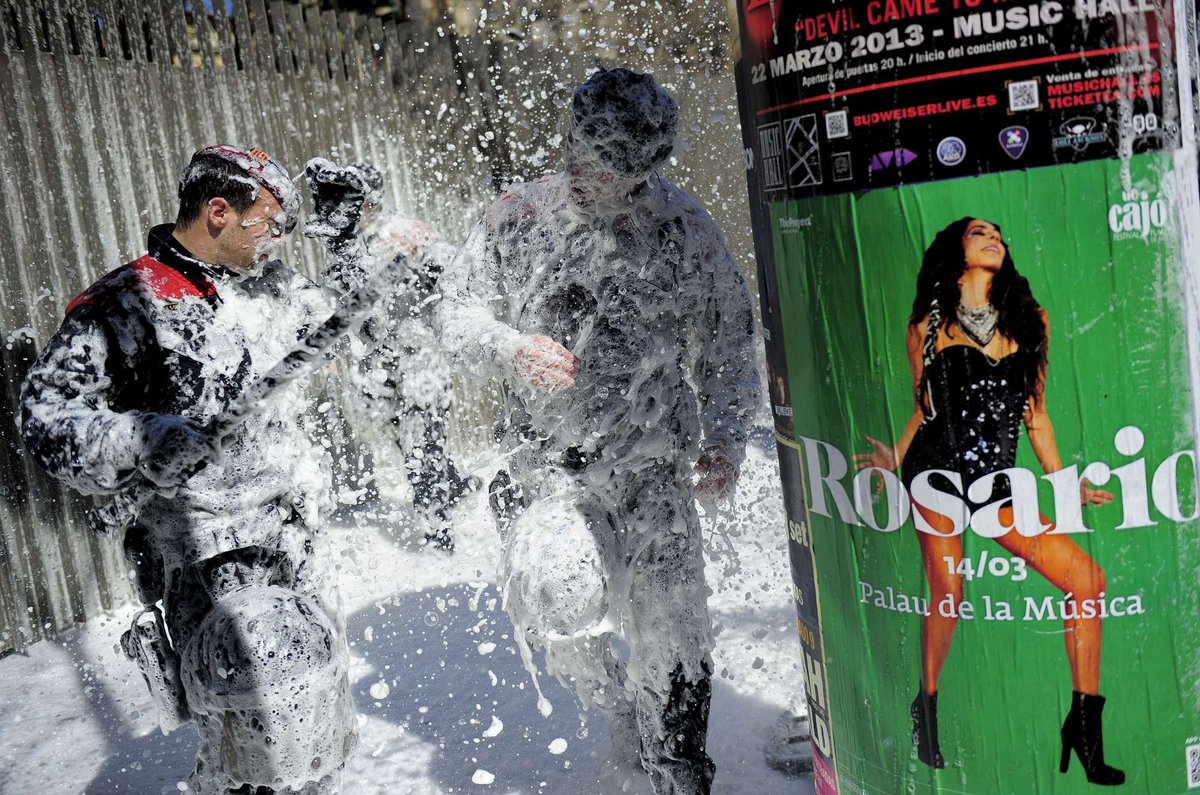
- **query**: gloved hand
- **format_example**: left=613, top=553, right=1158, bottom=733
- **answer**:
left=303, top=158, right=372, bottom=241
left=137, top=415, right=222, bottom=491
left=694, top=446, right=738, bottom=508
left=512, top=335, right=580, bottom=393
left=374, top=218, right=438, bottom=260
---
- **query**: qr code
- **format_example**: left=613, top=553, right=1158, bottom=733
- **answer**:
left=1188, top=743, right=1200, bottom=788
left=1008, top=79, right=1039, bottom=111
left=825, top=110, right=849, bottom=139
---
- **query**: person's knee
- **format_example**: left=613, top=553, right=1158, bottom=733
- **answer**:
left=503, top=496, right=610, bottom=637
left=181, top=586, right=355, bottom=787
left=509, top=552, right=608, bottom=637
left=1078, top=562, right=1107, bottom=600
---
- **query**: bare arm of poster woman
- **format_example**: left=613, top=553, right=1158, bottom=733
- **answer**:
left=854, top=321, right=928, bottom=484
left=1023, top=310, right=1113, bottom=506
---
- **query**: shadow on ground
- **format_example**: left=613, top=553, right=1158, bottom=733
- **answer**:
left=344, top=581, right=606, bottom=793
left=343, top=581, right=812, bottom=794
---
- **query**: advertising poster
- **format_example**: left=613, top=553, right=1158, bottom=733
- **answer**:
left=732, top=1, right=1200, bottom=793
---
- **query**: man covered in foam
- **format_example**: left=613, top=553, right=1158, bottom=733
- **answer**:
left=19, top=146, right=356, bottom=794
left=308, top=159, right=478, bottom=550
left=439, top=69, right=759, bottom=793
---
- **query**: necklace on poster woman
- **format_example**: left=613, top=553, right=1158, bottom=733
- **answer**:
left=956, top=303, right=1002, bottom=364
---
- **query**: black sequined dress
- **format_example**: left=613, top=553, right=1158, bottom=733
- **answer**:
left=901, top=327, right=1030, bottom=509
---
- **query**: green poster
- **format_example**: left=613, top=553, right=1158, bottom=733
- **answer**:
left=731, top=0, right=1200, bottom=790
left=770, top=152, right=1200, bottom=794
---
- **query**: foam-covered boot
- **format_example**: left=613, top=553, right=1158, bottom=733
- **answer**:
left=636, top=665, right=715, bottom=794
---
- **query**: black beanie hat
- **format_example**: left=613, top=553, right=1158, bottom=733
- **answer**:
left=569, top=68, right=679, bottom=178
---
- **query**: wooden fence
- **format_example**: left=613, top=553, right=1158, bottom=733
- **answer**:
left=0, top=0, right=750, bottom=654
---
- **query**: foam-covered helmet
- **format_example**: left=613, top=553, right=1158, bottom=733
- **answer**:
left=568, top=68, right=679, bottom=178
left=186, top=144, right=300, bottom=233
left=501, top=494, right=610, bottom=638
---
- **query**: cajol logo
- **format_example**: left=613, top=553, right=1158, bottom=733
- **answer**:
left=1108, top=189, right=1170, bottom=240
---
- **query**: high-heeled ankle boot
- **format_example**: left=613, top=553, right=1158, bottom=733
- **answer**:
left=911, top=686, right=945, bottom=769
left=1059, top=691, right=1125, bottom=785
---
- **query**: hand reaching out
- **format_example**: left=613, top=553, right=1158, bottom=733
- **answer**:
left=852, top=434, right=898, bottom=495
left=695, top=447, right=738, bottom=507
left=512, top=335, right=580, bottom=393
left=303, top=158, right=371, bottom=241
left=1080, top=478, right=1114, bottom=507
left=853, top=434, right=898, bottom=472
left=376, top=219, right=438, bottom=259
left=138, top=415, right=222, bottom=491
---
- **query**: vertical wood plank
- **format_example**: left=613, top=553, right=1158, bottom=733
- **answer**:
left=265, top=1, right=288, bottom=77
left=303, top=3, right=328, bottom=81
left=230, top=0, right=260, bottom=73
left=191, top=0, right=215, bottom=72
left=4, top=0, right=92, bottom=637
left=0, top=1, right=13, bottom=57
left=161, top=0, right=190, bottom=68
left=210, top=0, right=235, bottom=71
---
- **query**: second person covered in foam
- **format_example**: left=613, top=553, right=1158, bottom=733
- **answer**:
left=438, top=68, right=759, bottom=794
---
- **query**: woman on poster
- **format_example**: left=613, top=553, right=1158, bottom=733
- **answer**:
left=856, top=217, right=1125, bottom=785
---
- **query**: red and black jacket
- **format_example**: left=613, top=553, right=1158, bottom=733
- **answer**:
left=19, top=225, right=250, bottom=495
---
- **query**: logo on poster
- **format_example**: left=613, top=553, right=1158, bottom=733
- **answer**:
left=798, top=425, right=1198, bottom=537
left=1108, top=190, right=1169, bottom=239
left=999, top=126, right=1029, bottom=159
left=784, top=114, right=823, bottom=187
left=758, top=122, right=785, bottom=191
left=832, top=152, right=852, bottom=182
left=868, top=147, right=917, bottom=172
left=1052, top=117, right=1107, bottom=151
left=936, top=136, right=967, bottom=166
left=1186, top=743, right=1200, bottom=788
left=779, top=215, right=814, bottom=234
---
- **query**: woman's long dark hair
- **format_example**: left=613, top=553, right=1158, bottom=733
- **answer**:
left=909, top=217, right=1047, bottom=404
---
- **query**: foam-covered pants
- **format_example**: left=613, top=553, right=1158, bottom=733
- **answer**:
left=350, top=352, right=467, bottom=548
left=396, top=406, right=470, bottom=547
left=169, top=575, right=356, bottom=794
left=495, top=464, right=716, bottom=794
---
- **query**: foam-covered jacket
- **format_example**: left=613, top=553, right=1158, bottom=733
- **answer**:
left=439, top=173, right=759, bottom=477
left=19, top=225, right=334, bottom=581
left=352, top=215, right=457, bottom=413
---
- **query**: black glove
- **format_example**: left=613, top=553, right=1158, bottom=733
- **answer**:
left=303, top=157, right=372, bottom=241
left=137, top=415, right=221, bottom=490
